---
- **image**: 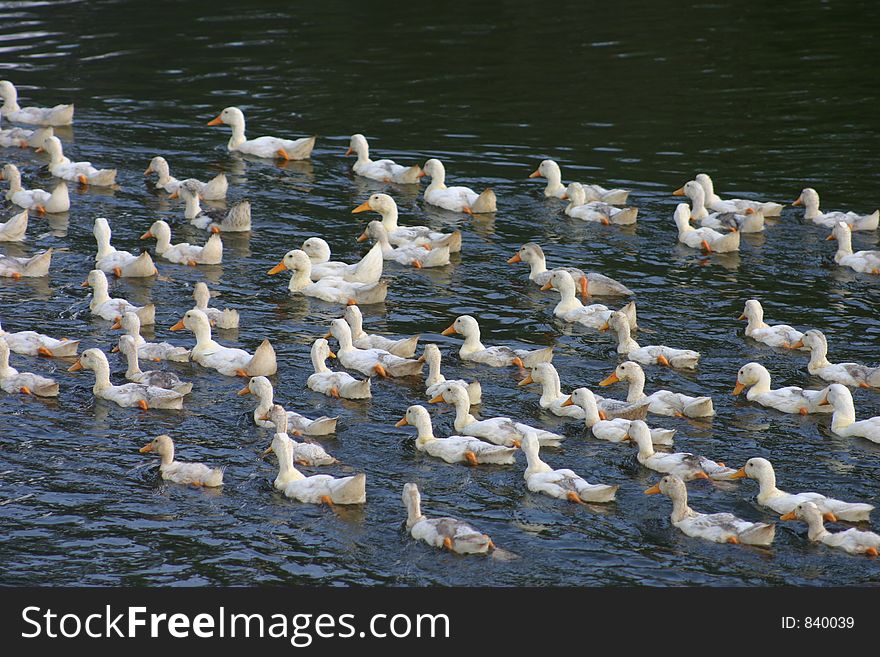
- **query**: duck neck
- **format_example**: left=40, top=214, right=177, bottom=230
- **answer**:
left=613, top=321, right=640, bottom=354
left=48, top=144, right=67, bottom=167
left=183, top=193, right=202, bottom=219
left=634, top=435, right=655, bottom=460
left=274, top=441, right=305, bottom=487
left=807, top=340, right=832, bottom=371
left=413, top=415, right=436, bottom=444
left=690, top=188, right=707, bottom=218
left=805, top=515, right=830, bottom=542
left=94, top=227, right=115, bottom=259
left=159, top=446, right=174, bottom=467
left=755, top=470, right=781, bottom=502
left=747, top=368, right=773, bottom=397
left=405, top=494, right=424, bottom=529
left=354, top=142, right=371, bottom=166
left=334, top=326, right=355, bottom=353
left=526, top=255, right=547, bottom=280
left=5, top=167, right=22, bottom=193
left=310, top=349, right=330, bottom=374
left=668, top=490, right=692, bottom=523
left=425, top=353, right=444, bottom=387
left=544, top=167, right=565, bottom=196
left=227, top=120, right=247, bottom=149
left=0, top=348, right=13, bottom=376
left=89, top=279, right=111, bottom=307
left=450, top=395, right=478, bottom=430
left=459, top=331, right=485, bottom=357
left=523, top=443, right=552, bottom=477
left=803, top=197, right=821, bottom=220
left=253, top=388, right=273, bottom=418
left=554, top=280, right=581, bottom=313
left=288, top=266, right=312, bottom=292
left=538, top=370, right=563, bottom=406
left=625, top=373, right=646, bottom=402
left=745, top=310, right=768, bottom=333
left=123, top=348, right=143, bottom=378
left=153, top=228, right=172, bottom=254
left=191, top=319, right=216, bottom=350
left=1, top=87, right=19, bottom=112
left=426, top=168, right=446, bottom=192
left=580, top=398, right=602, bottom=428
left=346, top=311, right=366, bottom=340
left=835, top=230, right=854, bottom=258
left=378, top=205, right=399, bottom=232
left=831, top=394, right=856, bottom=431
left=90, top=360, right=113, bottom=393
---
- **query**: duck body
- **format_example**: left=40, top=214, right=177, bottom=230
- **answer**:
left=176, top=180, right=251, bottom=232
left=422, top=158, right=496, bottom=213
left=782, top=502, right=879, bottom=556
left=794, top=188, right=879, bottom=231
left=604, top=310, right=699, bottom=369
left=674, top=202, right=741, bottom=253
left=508, top=242, right=633, bottom=297
left=345, top=304, right=419, bottom=358
left=423, top=343, right=481, bottom=405
left=272, top=249, right=387, bottom=304
left=352, top=194, right=461, bottom=252
left=347, top=134, right=422, bottom=184
left=564, top=183, right=637, bottom=223
left=403, top=483, right=494, bottom=554
left=2, top=164, right=70, bottom=213
left=825, top=384, right=880, bottom=444
left=144, top=156, right=227, bottom=200
left=72, top=348, right=182, bottom=409
left=118, top=335, right=192, bottom=395
left=739, top=299, right=806, bottom=349
left=306, top=338, right=372, bottom=399
left=0, top=81, right=74, bottom=126
left=93, top=218, right=157, bottom=278
left=567, top=388, right=674, bottom=445
left=208, top=106, right=314, bottom=160
left=398, top=405, right=515, bottom=465
left=0, top=340, right=58, bottom=396
left=142, top=220, right=222, bottom=266
left=0, top=248, right=52, bottom=278
left=193, top=282, right=239, bottom=330
left=140, top=435, right=223, bottom=486
left=269, top=434, right=364, bottom=504
left=795, top=330, right=880, bottom=388
left=521, top=431, right=617, bottom=503
left=84, top=269, right=155, bottom=324
left=359, top=220, right=450, bottom=268
left=244, top=375, right=338, bottom=435
left=695, top=174, right=783, bottom=216
left=302, top=238, right=384, bottom=284
left=543, top=270, right=636, bottom=330
left=41, top=136, right=116, bottom=186
left=626, top=421, right=735, bottom=481
left=601, top=361, right=715, bottom=417
left=442, top=314, right=553, bottom=368
left=827, top=221, right=880, bottom=274
left=531, top=160, right=628, bottom=204
left=263, top=406, right=336, bottom=466
left=329, top=319, right=423, bottom=378
left=698, top=208, right=765, bottom=233
left=115, top=312, right=190, bottom=363
left=734, top=362, right=831, bottom=415
left=172, top=309, right=275, bottom=376
left=0, top=322, right=79, bottom=358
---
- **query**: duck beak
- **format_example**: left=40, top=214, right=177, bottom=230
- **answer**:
left=345, top=147, right=353, bottom=156
left=428, top=395, right=444, bottom=404
left=258, top=413, right=270, bottom=421
left=168, top=190, right=179, bottom=199
left=823, top=512, right=837, bottom=522
left=267, top=261, right=287, bottom=275
left=352, top=201, right=371, bottom=214
left=207, top=115, right=224, bottom=126
left=540, top=281, right=553, bottom=291
left=792, top=196, right=803, bottom=206
left=261, top=445, right=273, bottom=457
left=417, top=169, right=426, bottom=178
left=517, top=374, right=534, bottom=387
left=732, top=382, right=746, bottom=395
left=597, top=321, right=610, bottom=332
left=560, top=193, right=568, bottom=200
left=780, top=511, right=797, bottom=521
left=110, top=317, right=122, bottom=330
left=825, top=233, right=836, bottom=241
left=528, top=169, right=542, bottom=179
left=323, top=331, right=332, bottom=339
left=789, top=339, right=804, bottom=349
left=81, top=279, right=90, bottom=287
left=356, top=231, right=369, bottom=242
left=737, top=313, right=747, bottom=320
left=819, top=393, right=829, bottom=406
left=644, top=483, right=661, bottom=495
left=140, top=231, right=153, bottom=240
left=729, top=467, right=747, bottom=479
left=327, top=350, right=336, bottom=359
left=599, top=372, right=619, bottom=386
left=237, top=385, right=251, bottom=396
left=143, top=166, right=152, bottom=175
left=672, top=187, right=685, bottom=196
left=507, top=253, right=522, bottom=264
left=67, top=359, right=83, bottom=372
left=169, top=319, right=185, bottom=331
left=440, top=324, right=457, bottom=336
left=395, top=417, right=408, bottom=427
left=561, top=396, right=573, bottom=407
left=139, top=443, right=154, bottom=453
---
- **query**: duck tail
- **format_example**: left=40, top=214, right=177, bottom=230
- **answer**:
left=470, top=188, right=497, bottom=213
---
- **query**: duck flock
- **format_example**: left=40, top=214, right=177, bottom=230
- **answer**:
left=2, top=79, right=880, bottom=563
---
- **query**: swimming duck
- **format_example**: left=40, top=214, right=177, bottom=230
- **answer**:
left=645, top=475, right=775, bottom=545
left=266, top=433, right=366, bottom=505
left=507, top=242, right=632, bottom=299
left=0, top=209, right=28, bottom=242
left=518, top=362, right=584, bottom=419
left=624, top=420, right=736, bottom=481
left=422, top=158, right=496, bottom=214
left=564, top=387, right=675, bottom=445
left=698, top=208, right=765, bottom=233
left=0, top=81, right=74, bottom=126
left=694, top=173, right=783, bottom=216
left=793, top=188, right=879, bottom=231
left=563, top=183, right=638, bottom=224
left=826, top=221, right=880, bottom=274
left=542, top=270, right=637, bottom=330
left=117, top=335, right=192, bottom=394
left=239, top=375, right=338, bottom=435
left=780, top=501, right=879, bottom=557
left=530, top=159, right=628, bottom=204
left=791, top=330, right=880, bottom=388
left=0, top=248, right=51, bottom=279
left=673, top=202, right=740, bottom=253
left=1, top=163, right=69, bottom=213
left=346, top=134, right=423, bottom=184
left=327, top=318, right=423, bottom=378
left=268, top=249, right=388, bottom=304
left=673, top=180, right=710, bottom=220
left=601, top=310, right=699, bottom=369
left=731, top=457, right=873, bottom=521
left=38, top=136, right=116, bottom=186
left=261, top=404, right=337, bottom=466
left=0, top=114, right=38, bottom=147
left=301, top=237, right=384, bottom=283
left=0, top=338, right=58, bottom=396
left=174, top=180, right=251, bottom=232
left=0, top=318, right=78, bottom=358
left=83, top=269, right=155, bottom=324
left=403, top=482, right=495, bottom=554
left=431, top=382, right=563, bottom=448
left=738, top=299, right=805, bottom=349
left=171, top=309, right=276, bottom=377
left=599, top=361, right=715, bottom=418
left=141, top=220, right=223, bottom=266
left=440, top=314, right=553, bottom=368
left=111, top=311, right=189, bottom=362
left=69, top=348, right=183, bottom=410
left=93, top=217, right=157, bottom=278
left=357, top=220, right=450, bottom=268
left=306, top=338, right=372, bottom=399
left=344, top=304, right=419, bottom=357
left=521, top=430, right=617, bottom=503
left=144, top=156, right=228, bottom=200
left=192, top=282, right=239, bottom=330
left=396, top=405, right=516, bottom=465
left=733, top=362, right=831, bottom=415
left=822, top=384, right=880, bottom=444
left=423, top=343, right=481, bottom=405
left=352, top=193, right=462, bottom=251
left=139, top=434, right=223, bottom=487
left=208, top=106, right=315, bottom=160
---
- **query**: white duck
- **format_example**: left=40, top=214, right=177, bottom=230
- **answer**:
left=645, top=475, right=775, bottom=545
left=306, top=338, right=372, bottom=399
left=599, top=361, right=715, bottom=418
left=112, top=311, right=189, bottom=362
left=192, top=282, right=239, bottom=330
left=139, top=435, right=223, bottom=487
left=0, top=209, right=28, bottom=242
left=327, top=318, right=423, bottom=378
left=422, top=158, right=496, bottom=214
left=564, top=387, right=675, bottom=445
left=542, top=270, right=637, bottom=330
left=141, top=220, right=223, bottom=266
left=673, top=202, right=740, bottom=253
left=171, top=309, right=276, bottom=377
left=0, top=318, right=78, bottom=358
left=601, top=310, right=699, bottom=369
left=83, top=269, right=155, bottom=325
left=396, top=405, right=516, bottom=466
left=38, top=136, right=116, bottom=186
left=791, top=330, right=880, bottom=388
left=521, top=430, right=617, bottom=503
left=423, top=343, right=481, bottom=405
left=346, top=134, right=423, bottom=184
left=733, top=362, right=831, bottom=415
left=357, top=220, right=450, bottom=269
left=0, top=81, right=74, bottom=126
left=266, top=433, right=365, bottom=505
left=731, top=457, right=873, bottom=522
left=530, top=159, right=628, bottom=204
left=0, top=338, right=58, bottom=396
left=175, top=180, right=251, bottom=232
left=0, top=113, right=43, bottom=147
left=793, top=188, right=879, bottom=231
left=207, top=106, right=315, bottom=160
left=440, top=314, right=553, bottom=368
left=144, top=156, right=228, bottom=200
left=344, top=304, right=419, bottom=357
left=117, top=335, right=192, bottom=394
left=0, top=248, right=52, bottom=278
left=239, top=375, right=338, bottom=435
left=93, top=217, right=157, bottom=278
left=261, top=404, right=337, bottom=466
left=738, top=299, right=805, bottom=349
left=822, top=384, right=880, bottom=444
left=268, top=249, right=388, bottom=304
left=403, top=482, right=495, bottom=554
left=69, top=348, right=183, bottom=410
left=826, top=221, right=880, bottom=274
left=563, top=182, right=638, bottom=224
left=300, top=237, right=384, bottom=283
left=694, top=173, right=783, bottom=216
left=697, top=208, right=765, bottom=233
left=1, top=163, right=69, bottom=213
left=507, top=242, right=632, bottom=298
left=780, top=501, right=879, bottom=557
left=624, top=420, right=737, bottom=481
left=677, top=179, right=765, bottom=231
left=352, top=193, right=462, bottom=251
left=431, top=382, right=563, bottom=448
left=518, top=362, right=584, bottom=419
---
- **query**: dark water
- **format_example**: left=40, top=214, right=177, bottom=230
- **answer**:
left=1, top=0, right=879, bottom=586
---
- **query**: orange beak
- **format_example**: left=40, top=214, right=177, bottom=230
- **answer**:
left=81, top=279, right=90, bottom=287
left=729, top=467, right=747, bottom=479
left=207, top=115, right=224, bottom=126
left=732, top=382, right=746, bottom=395
left=169, top=319, right=186, bottom=331
left=139, top=443, right=154, bottom=453
left=345, top=147, right=354, bottom=156
left=352, top=201, right=371, bottom=214
left=599, top=372, right=619, bottom=386
left=67, top=359, right=83, bottom=372
left=356, top=231, right=368, bottom=242
left=780, top=511, right=797, bottom=521
left=792, top=196, right=803, bottom=206
left=737, top=313, right=747, bottom=320
left=168, top=190, right=179, bottom=199
left=561, top=396, right=573, bottom=407
left=237, top=385, right=251, bottom=396
left=825, top=233, right=836, bottom=241
left=417, top=170, right=426, bottom=178
left=440, top=324, right=457, bottom=336
left=540, top=281, right=553, bottom=291
left=507, top=253, right=522, bottom=264
left=428, top=395, right=445, bottom=404
left=644, top=483, right=662, bottom=495
left=672, top=187, right=685, bottom=196
left=140, top=231, right=153, bottom=240
left=528, top=169, right=542, bottom=179
left=395, top=417, right=409, bottom=427
left=110, top=317, right=123, bottom=330
left=267, top=261, right=287, bottom=275
left=597, top=321, right=610, bottom=332
left=143, top=166, right=153, bottom=175
left=517, top=374, right=534, bottom=387
left=789, top=339, right=804, bottom=349
left=327, top=349, right=336, bottom=359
